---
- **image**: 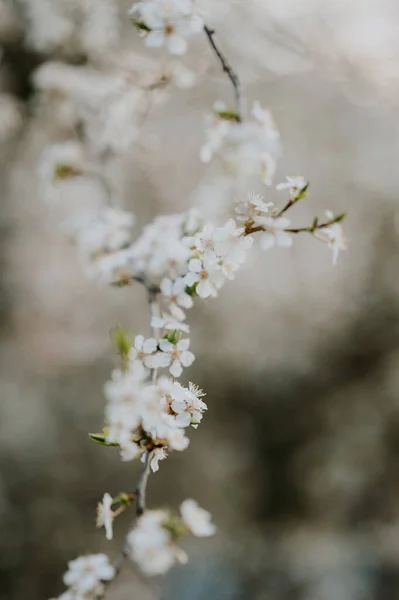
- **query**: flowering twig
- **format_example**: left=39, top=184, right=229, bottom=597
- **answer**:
left=203, top=25, right=242, bottom=121
left=245, top=214, right=347, bottom=236
left=43, top=3, right=348, bottom=597
left=135, top=450, right=153, bottom=517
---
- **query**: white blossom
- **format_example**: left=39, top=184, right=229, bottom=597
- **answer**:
left=96, top=493, right=114, bottom=540
left=90, top=247, right=134, bottom=284
left=120, top=441, right=144, bottom=462
left=129, top=0, right=203, bottom=55
left=235, top=192, right=274, bottom=228
left=260, top=152, right=277, bottom=186
left=81, top=0, right=120, bottom=57
left=180, top=499, right=216, bottom=537
left=168, top=60, right=196, bottom=88
left=153, top=337, right=195, bottom=377
left=151, top=315, right=190, bottom=334
left=129, top=213, right=192, bottom=285
left=313, top=211, right=347, bottom=265
left=104, top=363, right=147, bottom=405
left=276, top=175, right=307, bottom=195
left=129, top=335, right=158, bottom=368
left=166, top=426, right=190, bottom=450
left=147, top=447, right=168, bottom=472
left=160, top=277, right=193, bottom=321
left=184, top=253, right=224, bottom=298
left=105, top=402, right=142, bottom=447
left=251, top=101, right=280, bottom=139
left=62, top=554, right=115, bottom=595
left=200, top=101, right=281, bottom=183
left=255, top=216, right=293, bottom=251
left=127, top=510, right=184, bottom=576
left=170, top=381, right=207, bottom=428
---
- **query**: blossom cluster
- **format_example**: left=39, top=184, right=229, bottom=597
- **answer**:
left=104, top=357, right=205, bottom=465
left=200, top=100, right=281, bottom=184
left=56, top=554, right=115, bottom=600
left=44, top=1, right=348, bottom=597
left=129, top=0, right=204, bottom=56
left=127, top=500, right=215, bottom=575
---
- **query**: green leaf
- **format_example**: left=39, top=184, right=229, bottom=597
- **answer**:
left=162, top=330, right=180, bottom=345
left=216, top=109, right=240, bottom=122
left=296, top=182, right=309, bottom=200
left=131, top=19, right=152, bottom=32
left=333, top=212, right=347, bottom=223
left=54, top=164, right=81, bottom=180
left=110, top=280, right=131, bottom=288
left=111, top=326, right=133, bottom=358
left=184, top=283, right=198, bottom=297
left=88, top=432, right=119, bottom=447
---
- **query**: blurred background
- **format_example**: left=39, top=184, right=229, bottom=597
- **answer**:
left=2, top=0, right=399, bottom=599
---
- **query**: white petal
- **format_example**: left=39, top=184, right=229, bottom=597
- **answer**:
left=196, top=279, right=215, bottom=298
left=168, top=34, right=187, bottom=55
left=200, top=145, right=212, bottom=163
left=170, top=360, right=183, bottom=378
left=177, top=338, right=190, bottom=351
left=177, top=292, right=194, bottom=309
left=188, top=258, right=202, bottom=274
left=159, top=339, right=174, bottom=353
left=259, top=232, right=275, bottom=251
left=146, top=352, right=171, bottom=368
left=145, top=30, right=165, bottom=48
left=180, top=350, right=195, bottom=367
left=134, top=334, right=144, bottom=351
left=160, top=277, right=173, bottom=296
left=169, top=303, right=186, bottom=322
left=275, top=231, right=292, bottom=247
left=143, top=337, right=158, bottom=354
left=183, top=272, right=199, bottom=287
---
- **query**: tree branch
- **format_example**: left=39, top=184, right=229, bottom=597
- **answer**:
left=106, top=451, right=153, bottom=594
left=203, top=25, right=242, bottom=121
left=135, top=451, right=152, bottom=517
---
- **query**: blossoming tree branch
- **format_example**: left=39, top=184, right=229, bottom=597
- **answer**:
left=39, top=1, right=347, bottom=598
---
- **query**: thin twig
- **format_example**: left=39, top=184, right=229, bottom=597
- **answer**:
left=135, top=450, right=152, bottom=517
left=106, top=451, right=153, bottom=592
left=244, top=218, right=337, bottom=237
left=203, top=25, right=242, bottom=121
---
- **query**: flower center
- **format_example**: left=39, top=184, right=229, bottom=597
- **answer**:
left=200, top=270, right=208, bottom=280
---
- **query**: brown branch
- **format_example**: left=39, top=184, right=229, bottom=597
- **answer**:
left=135, top=450, right=152, bottom=517
left=244, top=218, right=338, bottom=237
left=105, top=451, right=153, bottom=594
left=203, top=25, right=242, bottom=121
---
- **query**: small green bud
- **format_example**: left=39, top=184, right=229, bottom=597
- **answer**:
left=185, top=283, right=198, bottom=297
left=216, top=109, right=240, bottom=122
left=111, top=326, right=133, bottom=358
left=110, top=279, right=131, bottom=288
left=296, top=182, right=309, bottom=200
left=113, top=492, right=134, bottom=506
left=163, top=330, right=180, bottom=345
left=162, top=513, right=188, bottom=540
left=131, top=19, right=152, bottom=32
left=333, top=212, right=347, bottom=223
left=88, top=431, right=119, bottom=447
left=54, top=164, right=81, bottom=180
